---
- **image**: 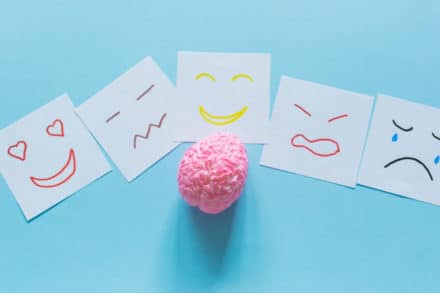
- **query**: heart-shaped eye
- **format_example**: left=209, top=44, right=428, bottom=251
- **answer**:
left=46, top=119, right=64, bottom=137
left=7, top=140, right=27, bottom=161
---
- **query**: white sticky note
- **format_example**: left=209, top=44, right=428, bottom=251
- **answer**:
left=261, top=76, right=374, bottom=187
left=0, top=95, right=111, bottom=220
left=77, top=56, right=179, bottom=182
left=359, top=94, right=440, bottom=205
left=174, top=52, right=271, bottom=143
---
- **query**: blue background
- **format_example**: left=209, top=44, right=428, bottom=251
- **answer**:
left=1, top=1, right=439, bottom=292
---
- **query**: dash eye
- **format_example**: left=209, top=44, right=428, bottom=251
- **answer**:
left=195, top=72, right=215, bottom=81
left=328, top=114, right=349, bottom=123
left=392, top=119, right=413, bottom=132
left=106, top=111, right=121, bottom=123
left=294, top=104, right=311, bottom=117
left=231, top=73, right=254, bottom=83
left=136, top=84, right=155, bottom=101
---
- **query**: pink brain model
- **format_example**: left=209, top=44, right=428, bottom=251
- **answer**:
left=177, top=133, right=248, bottom=214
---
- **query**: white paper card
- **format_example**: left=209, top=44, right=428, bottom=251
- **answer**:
left=0, top=95, right=111, bottom=220
left=358, top=94, right=440, bottom=205
left=261, top=76, right=374, bottom=187
left=174, top=52, right=271, bottom=143
left=77, top=56, right=179, bottom=182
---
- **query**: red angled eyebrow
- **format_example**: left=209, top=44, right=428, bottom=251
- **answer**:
left=294, top=104, right=311, bottom=117
left=328, top=114, right=349, bottom=123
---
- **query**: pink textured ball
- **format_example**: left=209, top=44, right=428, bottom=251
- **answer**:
left=178, top=133, right=248, bottom=214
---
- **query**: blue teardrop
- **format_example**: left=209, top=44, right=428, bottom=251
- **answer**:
left=392, top=133, right=398, bottom=142
left=434, top=155, right=440, bottom=165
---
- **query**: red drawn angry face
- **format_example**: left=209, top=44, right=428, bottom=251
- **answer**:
left=291, top=103, right=349, bottom=157
left=7, top=119, right=77, bottom=188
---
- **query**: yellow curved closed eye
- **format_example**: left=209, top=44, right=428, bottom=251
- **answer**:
left=195, top=72, right=216, bottom=81
left=231, top=73, right=254, bottom=83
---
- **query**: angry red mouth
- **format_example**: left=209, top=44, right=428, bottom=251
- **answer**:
left=291, top=134, right=340, bottom=157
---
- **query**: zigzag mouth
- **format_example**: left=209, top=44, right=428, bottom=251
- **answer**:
left=384, top=156, right=434, bottom=181
left=133, top=113, right=167, bottom=149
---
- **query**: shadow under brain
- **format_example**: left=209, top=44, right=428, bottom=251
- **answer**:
left=189, top=203, right=236, bottom=273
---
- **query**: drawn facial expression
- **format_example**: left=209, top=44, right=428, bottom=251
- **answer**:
left=195, top=72, right=252, bottom=125
left=77, top=56, right=179, bottom=182
left=0, top=95, right=111, bottom=220
left=261, top=76, right=373, bottom=187
left=7, top=119, right=77, bottom=188
left=359, top=95, right=440, bottom=205
left=102, top=84, right=168, bottom=150
left=175, top=52, right=271, bottom=143
left=290, top=103, right=349, bottom=157
left=385, top=119, right=439, bottom=181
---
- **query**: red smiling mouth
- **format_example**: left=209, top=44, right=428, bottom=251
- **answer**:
left=291, top=134, right=340, bottom=157
left=30, top=149, right=77, bottom=188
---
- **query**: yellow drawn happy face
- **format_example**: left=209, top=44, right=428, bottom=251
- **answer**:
left=176, top=52, right=271, bottom=143
left=195, top=72, right=254, bottom=125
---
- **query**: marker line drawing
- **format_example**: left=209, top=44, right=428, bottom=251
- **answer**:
left=384, top=156, right=433, bottom=181
left=432, top=132, right=440, bottom=141
left=291, top=134, right=340, bottom=157
left=231, top=73, right=254, bottom=83
left=392, top=119, right=414, bottom=132
left=46, top=119, right=64, bottom=137
left=199, top=105, right=248, bottom=126
left=328, top=114, right=349, bottom=123
left=136, top=84, right=155, bottom=101
left=133, top=113, right=167, bottom=149
left=106, top=111, right=121, bottom=123
left=195, top=72, right=215, bottom=81
left=294, top=104, right=312, bottom=117
left=7, top=140, right=27, bottom=161
left=30, top=148, right=77, bottom=188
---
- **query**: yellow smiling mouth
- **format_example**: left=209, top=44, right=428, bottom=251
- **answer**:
left=199, top=105, right=249, bottom=125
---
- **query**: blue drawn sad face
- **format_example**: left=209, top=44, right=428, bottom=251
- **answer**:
left=386, top=119, right=440, bottom=181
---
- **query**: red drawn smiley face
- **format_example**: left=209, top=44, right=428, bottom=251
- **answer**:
left=7, top=119, right=77, bottom=189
